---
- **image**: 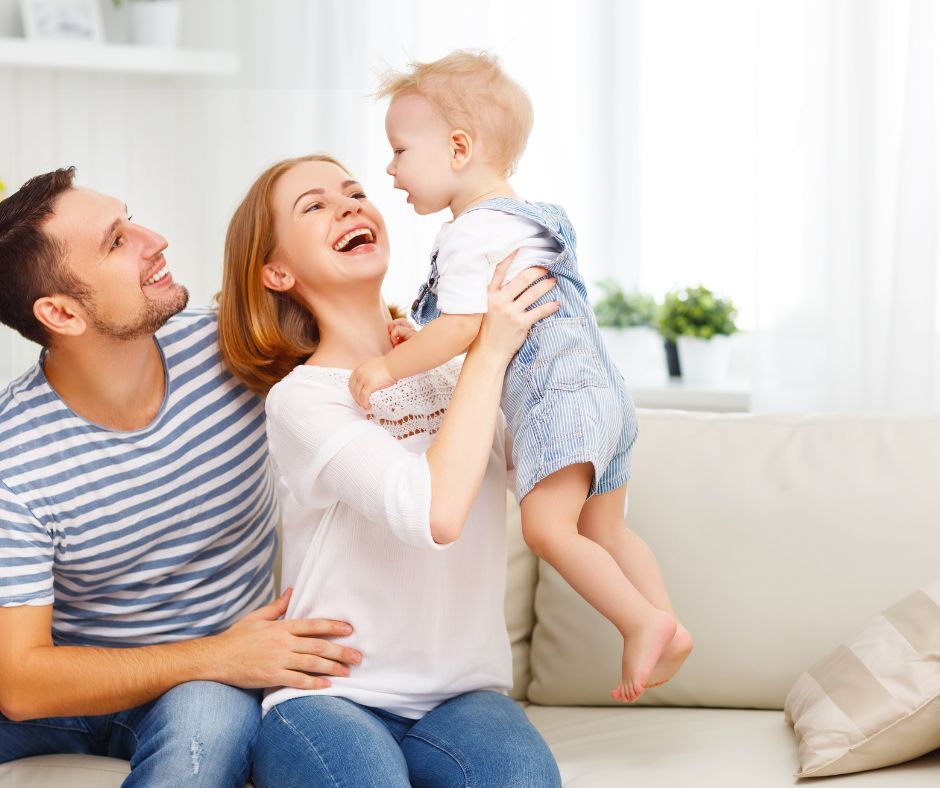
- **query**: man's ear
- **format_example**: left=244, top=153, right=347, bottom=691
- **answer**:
left=33, top=296, right=87, bottom=338
left=450, top=129, right=473, bottom=170
left=261, top=261, right=296, bottom=293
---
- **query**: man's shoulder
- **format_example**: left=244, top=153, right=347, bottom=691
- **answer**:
left=156, top=306, right=219, bottom=346
left=0, top=359, right=49, bottom=426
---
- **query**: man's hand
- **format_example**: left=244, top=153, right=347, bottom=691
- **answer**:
left=388, top=318, right=416, bottom=347
left=349, top=356, right=397, bottom=411
left=205, top=589, right=362, bottom=691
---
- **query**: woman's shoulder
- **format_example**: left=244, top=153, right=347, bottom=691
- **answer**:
left=266, top=365, right=357, bottom=421
left=266, top=358, right=461, bottom=426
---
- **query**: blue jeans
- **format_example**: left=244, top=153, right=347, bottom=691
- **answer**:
left=0, top=681, right=261, bottom=787
left=253, top=691, right=561, bottom=788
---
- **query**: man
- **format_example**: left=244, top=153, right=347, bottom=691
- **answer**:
left=0, top=168, right=360, bottom=786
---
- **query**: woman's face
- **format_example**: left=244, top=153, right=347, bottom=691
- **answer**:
left=266, top=160, right=390, bottom=300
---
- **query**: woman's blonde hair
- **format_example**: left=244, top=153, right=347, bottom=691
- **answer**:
left=377, top=50, right=533, bottom=178
left=218, top=154, right=346, bottom=397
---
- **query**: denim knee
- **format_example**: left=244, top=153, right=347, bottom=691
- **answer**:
left=404, top=691, right=561, bottom=788
left=252, top=697, right=411, bottom=788
left=121, top=681, right=261, bottom=787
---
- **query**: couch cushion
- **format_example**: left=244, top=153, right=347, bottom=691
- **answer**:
left=527, top=411, right=940, bottom=709
left=784, top=578, right=940, bottom=777
left=0, top=755, right=129, bottom=788
left=0, top=755, right=259, bottom=788
left=505, top=491, right=538, bottom=699
left=524, top=705, right=940, bottom=787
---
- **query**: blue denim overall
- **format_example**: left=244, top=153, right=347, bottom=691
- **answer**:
left=411, top=197, right=638, bottom=502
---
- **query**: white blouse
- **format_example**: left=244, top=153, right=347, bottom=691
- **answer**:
left=262, top=359, right=513, bottom=719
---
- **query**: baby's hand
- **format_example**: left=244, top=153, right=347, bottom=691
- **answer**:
left=388, top=318, right=416, bottom=347
left=349, top=356, right=397, bottom=411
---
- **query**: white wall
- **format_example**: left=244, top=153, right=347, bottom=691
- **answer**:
left=1, top=0, right=641, bottom=386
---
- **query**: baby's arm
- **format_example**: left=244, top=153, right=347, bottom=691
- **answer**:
left=348, top=313, right=483, bottom=411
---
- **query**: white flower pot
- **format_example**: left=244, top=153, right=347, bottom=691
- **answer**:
left=599, top=327, right=666, bottom=384
left=676, top=335, right=732, bottom=385
left=128, top=0, right=181, bottom=48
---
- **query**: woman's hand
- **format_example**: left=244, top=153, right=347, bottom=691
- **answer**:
left=471, top=252, right=559, bottom=363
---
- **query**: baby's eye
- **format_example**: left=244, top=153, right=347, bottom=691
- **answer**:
left=393, top=149, right=404, bottom=155
left=351, top=192, right=367, bottom=200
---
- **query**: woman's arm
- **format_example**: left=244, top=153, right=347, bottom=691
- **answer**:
left=425, top=260, right=557, bottom=543
left=270, top=259, right=556, bottom=548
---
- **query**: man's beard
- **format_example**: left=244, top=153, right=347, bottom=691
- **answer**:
left=84, top=285, right=190, bottom=340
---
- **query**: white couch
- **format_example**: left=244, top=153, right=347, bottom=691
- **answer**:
left=3, top=409, right=940, bottom=787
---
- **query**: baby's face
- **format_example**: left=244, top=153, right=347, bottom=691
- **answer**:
left=385, top=93, right=457, bottom=215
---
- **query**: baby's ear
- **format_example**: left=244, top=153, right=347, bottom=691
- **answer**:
left=450, top=129, right=473, bottom=170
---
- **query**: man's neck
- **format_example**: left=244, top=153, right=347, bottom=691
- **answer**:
left=42, top=334, right=167, bottom=431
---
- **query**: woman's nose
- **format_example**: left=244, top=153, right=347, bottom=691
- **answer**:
left=336, top=196, right=361, bottom=218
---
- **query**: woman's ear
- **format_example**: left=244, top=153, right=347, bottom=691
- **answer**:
left=450, top=129, right=473, bottom=170
left=33, top=295, right=87, bottom=338
left=261, top=261, right=296, bottom=292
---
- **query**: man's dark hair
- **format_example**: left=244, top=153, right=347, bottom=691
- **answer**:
left=0, top=167, right=91, bottom=346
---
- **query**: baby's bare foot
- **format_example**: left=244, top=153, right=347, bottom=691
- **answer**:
left=644, top=623, right=694, bottom=689
left=610, top=610, right=676, bottom=703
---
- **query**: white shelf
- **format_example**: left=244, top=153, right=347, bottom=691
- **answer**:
left=0, top=37, right=238, bottom=76
left=631, top=379, right=751, bottom=412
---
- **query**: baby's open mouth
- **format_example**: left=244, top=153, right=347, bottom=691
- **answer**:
left=333, top=228, right=375, bottom=252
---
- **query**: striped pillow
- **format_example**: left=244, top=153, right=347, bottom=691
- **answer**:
left=784, top=579, right=940, bottom=777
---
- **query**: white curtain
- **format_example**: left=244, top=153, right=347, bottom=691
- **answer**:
left=3, top=0, right=938, bottom=414
left=225, top=0, right=640, bottom=313
left=753, top=0, right=939, bottom=411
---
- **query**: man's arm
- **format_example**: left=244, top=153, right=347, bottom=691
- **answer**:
left=0, top=589, right=360, bottom=720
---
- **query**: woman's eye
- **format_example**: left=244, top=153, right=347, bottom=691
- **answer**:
left=111, top=236, right=124, bottom=250
left=303, top=202, right=324, bottom=213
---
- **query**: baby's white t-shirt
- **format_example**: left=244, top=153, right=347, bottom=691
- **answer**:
left=432, top=208, right=561, bottom=315
left=262, top=359, right=513, bottom=719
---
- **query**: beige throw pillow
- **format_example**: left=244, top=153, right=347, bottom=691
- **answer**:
left=784, top=579, right=940, bottom=777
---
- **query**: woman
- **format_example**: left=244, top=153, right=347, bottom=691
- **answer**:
left=218, top=154, right=562, bottom=788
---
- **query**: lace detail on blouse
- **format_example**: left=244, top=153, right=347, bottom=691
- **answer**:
left=298, top=360, right=461, bottom=442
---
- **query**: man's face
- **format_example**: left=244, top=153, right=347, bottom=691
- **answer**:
left=44, top=187, right=188, bottom=340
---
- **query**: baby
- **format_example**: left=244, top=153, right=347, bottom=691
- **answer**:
left=350, top=50, right=692, bottom=702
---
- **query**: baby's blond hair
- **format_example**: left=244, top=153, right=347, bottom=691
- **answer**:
left=377, top=50, right=533, bottom=178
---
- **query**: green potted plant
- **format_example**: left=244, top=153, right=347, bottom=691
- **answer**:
left=593, top=280, right=665, bottom=382
left=656, top=285, right=738, bottom=383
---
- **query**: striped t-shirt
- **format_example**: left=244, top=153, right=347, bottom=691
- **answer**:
left=0, top=308, right=277, bottom=647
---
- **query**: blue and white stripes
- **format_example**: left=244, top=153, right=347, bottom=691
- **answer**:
left=0, top=309, right=277, bottom=647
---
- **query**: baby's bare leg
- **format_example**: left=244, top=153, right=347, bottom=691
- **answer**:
left=520, top=463, right=675, bottom=703
left=578, top=486, right=693, bottom=693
